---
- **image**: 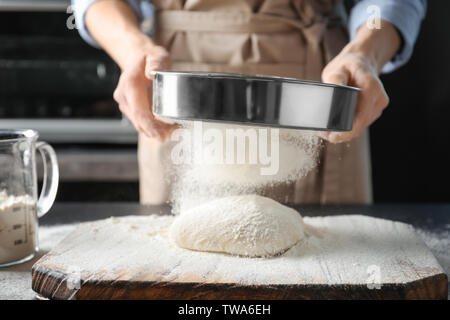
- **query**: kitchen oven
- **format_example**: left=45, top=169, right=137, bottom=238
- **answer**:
left=0, top=0, right=139, bottom=199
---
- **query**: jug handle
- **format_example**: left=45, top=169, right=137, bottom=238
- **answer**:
left=36, top=142, right=59, bottom=218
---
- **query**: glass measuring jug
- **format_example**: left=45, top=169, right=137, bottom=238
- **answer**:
left=0, top=129, right=58, bottom=267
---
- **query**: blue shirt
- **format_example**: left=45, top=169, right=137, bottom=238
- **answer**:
left=72, top=0, right=426, bottom=73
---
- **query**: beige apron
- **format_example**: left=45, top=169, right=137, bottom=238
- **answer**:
left=138, top=0, right=372, bottom=205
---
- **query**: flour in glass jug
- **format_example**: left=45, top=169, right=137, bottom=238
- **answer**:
left=0, top=190, right=37, bottom=265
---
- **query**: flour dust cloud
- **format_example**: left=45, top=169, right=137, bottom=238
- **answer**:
left=167, top=121, right=321, bottom=214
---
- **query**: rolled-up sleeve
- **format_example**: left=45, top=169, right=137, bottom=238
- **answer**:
left=72, top=0, right=154, bottom=48
left=349, top=0, right=426, bottom=73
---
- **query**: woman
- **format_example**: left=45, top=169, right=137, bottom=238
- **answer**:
left=73, top=0, right=425, bottom=205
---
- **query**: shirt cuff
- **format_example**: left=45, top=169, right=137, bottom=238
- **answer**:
left=72, top=0, right=100, bottom=48
left=72, top=0, right=154, bottom=49
left=348, top=0, right=426, bottom=73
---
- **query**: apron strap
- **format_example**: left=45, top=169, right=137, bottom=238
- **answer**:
left=157, top=10, right=310, bottom=33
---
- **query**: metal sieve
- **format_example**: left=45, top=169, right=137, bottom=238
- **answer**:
left=152, top=71, right=359, bottom=131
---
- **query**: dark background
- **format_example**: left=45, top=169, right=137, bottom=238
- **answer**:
left=371, top=0, right=450, bottom=202
left=1, top=1, right=449, bottom=203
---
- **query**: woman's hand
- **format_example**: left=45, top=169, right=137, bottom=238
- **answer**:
left=113, top=45, right=175, bottom=140
left=320, top=45, right=389, bottom=143
left=85, top=0, right=176, bottom=140
left=320, top=20, right=401, bottom=143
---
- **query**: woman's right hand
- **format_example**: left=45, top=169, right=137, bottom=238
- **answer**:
left=113, top=44, right=175, bottom=140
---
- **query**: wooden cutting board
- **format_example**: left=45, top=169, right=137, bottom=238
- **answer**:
left=31, top=214, right=448, bottom=300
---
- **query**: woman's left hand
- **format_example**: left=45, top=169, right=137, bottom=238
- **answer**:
left=320, top=44, right=389, bottom=143
left=320, top=20, right=401, bottom=143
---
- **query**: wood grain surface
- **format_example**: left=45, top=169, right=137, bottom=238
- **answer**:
left=31, top=215, right=448, bottom=300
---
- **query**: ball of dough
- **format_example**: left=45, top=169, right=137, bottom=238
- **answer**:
left=169, top=195, right=304, bottom=257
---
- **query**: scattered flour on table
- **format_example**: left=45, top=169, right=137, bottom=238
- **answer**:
left=0, top=190, right=37, bottom=265
left=35, top=215, right=445, bottom=286
left=0, top=223, right=76, bottom=300
left=5, top=216, right=447, bottom=300
left=416, top=226, right=450, bottom=297
left=416, top=227, right=450, bottom=277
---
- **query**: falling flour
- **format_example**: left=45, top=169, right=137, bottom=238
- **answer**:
left=168, top=121, right=320, bottom=214
left=0, top=190, right=37, bottom=265
left=163, top=120, right=321, bottom=256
